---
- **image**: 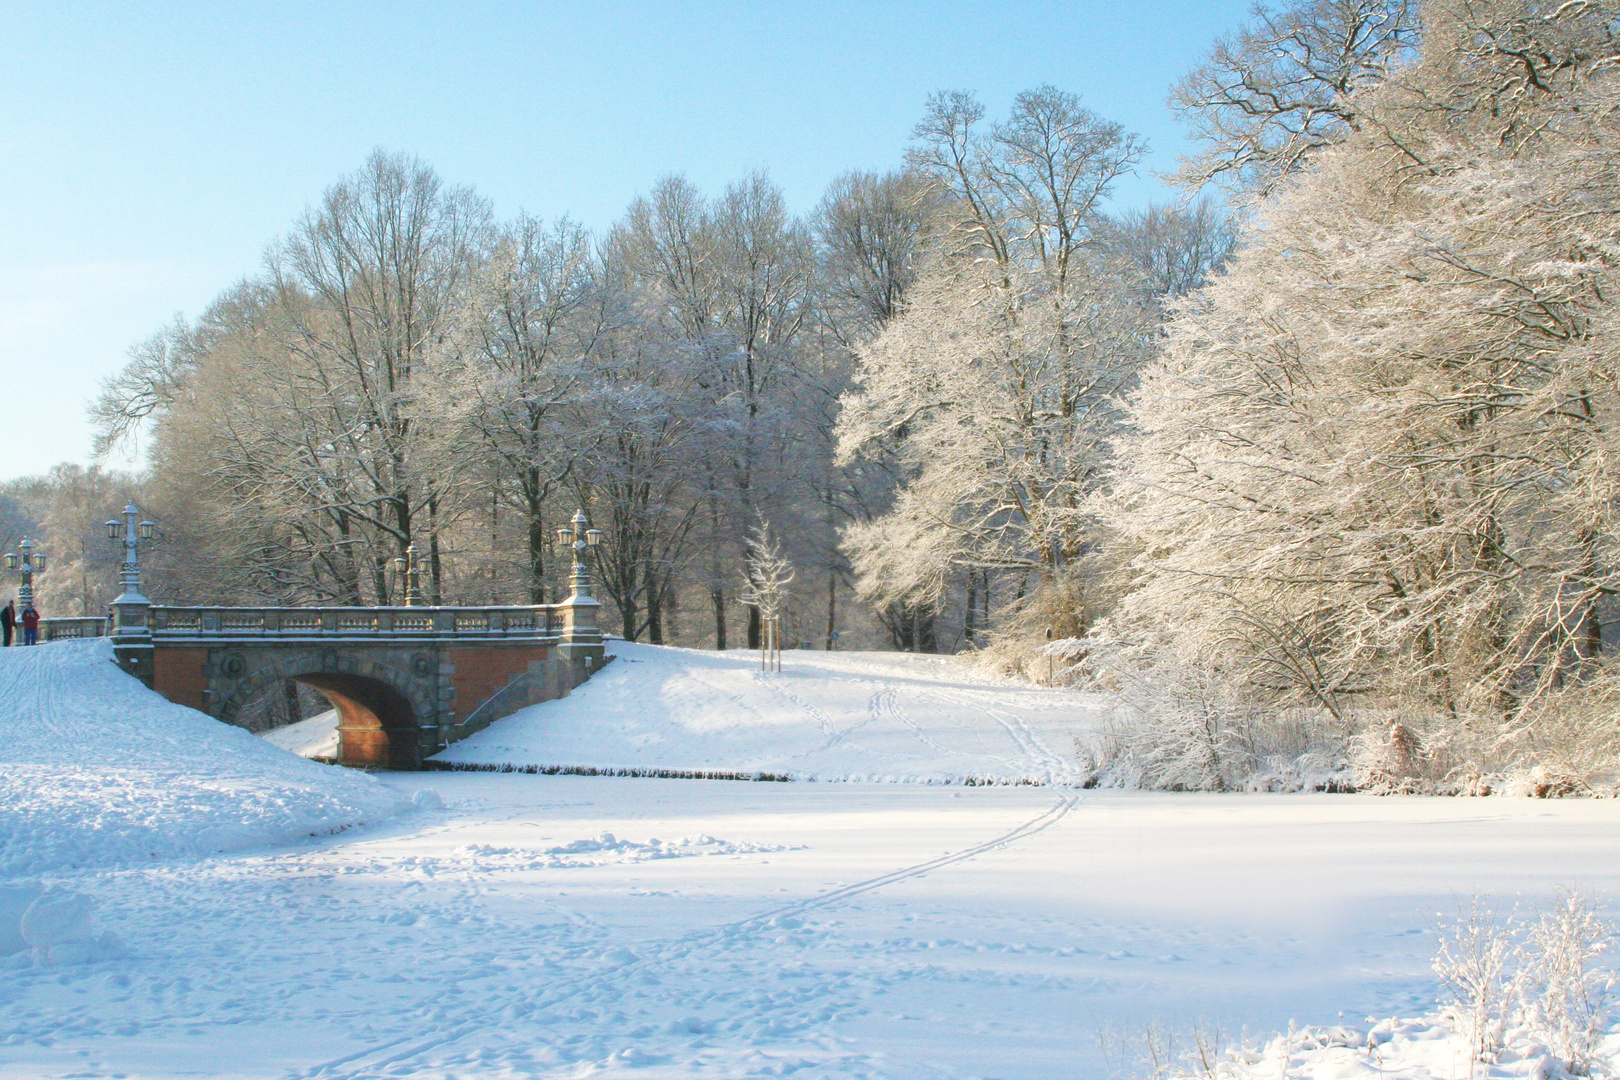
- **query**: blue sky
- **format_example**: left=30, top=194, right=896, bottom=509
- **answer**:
left=0, top=0, right=1251, bottom=481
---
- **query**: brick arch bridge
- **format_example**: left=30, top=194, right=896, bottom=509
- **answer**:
left=43, top=574, right=605, bottom=770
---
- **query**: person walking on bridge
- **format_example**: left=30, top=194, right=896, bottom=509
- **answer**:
left=20, top=604, right=38, bottom=646
left=1, top=599, right=13, bottom=647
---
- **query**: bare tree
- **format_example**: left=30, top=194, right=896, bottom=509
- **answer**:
left=429, top=214, right=609, bottom=602
left=813, top=169, right=937, bottom=344
left=1106, top=199, right=1239, bottom=301
left=270, top=149, right=491, bottom=602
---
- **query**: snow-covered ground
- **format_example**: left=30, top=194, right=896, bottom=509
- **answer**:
left=435, top=641, right=1100, bottom=784
left=6, top=640, right=1620, bottom=1079
left=0, top=640, right=406, bottom=875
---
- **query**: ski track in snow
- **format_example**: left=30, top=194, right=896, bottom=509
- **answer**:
left=909, top=684, right=1075, bottom=783
left=870, top=685, right=959, bottom=762
left=292, top=792, right=1079, bottom=1080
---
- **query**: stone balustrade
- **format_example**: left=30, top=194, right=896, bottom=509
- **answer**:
left=40, top=616, right=114, bottom=641
left=42, top=605, right=560, bottom=642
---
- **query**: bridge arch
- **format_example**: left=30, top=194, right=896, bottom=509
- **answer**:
left=219, top=653, right=437, bottom=769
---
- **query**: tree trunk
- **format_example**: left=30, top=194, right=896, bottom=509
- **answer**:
left=524, top=468, right=546, bottom=604
left=427, top=496, right=443, bottom=606
left=710, top=579, right=727, bottom=650
left=337, top=511, right=363, bottom=606
left=825, top=571, right=836, bottom=650
left=646, top=571, right=665, bottom=645
left=964, top=574, right=978, bottom=648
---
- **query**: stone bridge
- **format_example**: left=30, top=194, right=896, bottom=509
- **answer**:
left=38, top=506, right=606, bottom=769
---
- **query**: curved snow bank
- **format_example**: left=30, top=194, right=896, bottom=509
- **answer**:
left=259, top=708, right=339, bottom=758
left=433, top=641, right=1104, bottom=784
left=0, top=640, right=409, bottom=874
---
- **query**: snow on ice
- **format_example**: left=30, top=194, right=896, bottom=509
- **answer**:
left=4, top=639, right=1620, bottom=1079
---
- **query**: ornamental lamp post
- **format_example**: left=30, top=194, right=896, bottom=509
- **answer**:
left=105, top=506, right=155, bottom=607
left=3, top=538, right=47, bottom=614
left=554, top=510, right=601, bottom=601
left=104, top=504, right=156, bottom=685
left=552, top=510, right=603, bottom=675
left=393, top=544, right=425, bottom=606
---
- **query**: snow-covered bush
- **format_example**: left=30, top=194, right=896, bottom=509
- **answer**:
left=1434, top=896, right=1521, bottom=1064
left=1139, top=891, right=1617, bottom=1080
left=1502, top=670, right=1620, bottom=796
left=1521, top=891, right=1615, bottom=1076
left=1431, top=892, right=1617, bottom=1074
left=1076, top=639, right=1350, bottom=792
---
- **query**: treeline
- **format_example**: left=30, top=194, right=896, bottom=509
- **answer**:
left=41, top=89, right=1224, bottom=653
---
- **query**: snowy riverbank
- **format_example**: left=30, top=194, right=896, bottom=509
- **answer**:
left=0, top=639, right=408, bottom=875
left=434, top=639, right=1105, bottom=785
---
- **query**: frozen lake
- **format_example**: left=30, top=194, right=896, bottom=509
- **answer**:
left=6, top=772, right=1619, bottom=1079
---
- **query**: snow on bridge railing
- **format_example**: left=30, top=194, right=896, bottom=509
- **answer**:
left=41, top=605, right=562, bottom=641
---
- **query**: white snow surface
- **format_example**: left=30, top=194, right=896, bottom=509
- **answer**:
left=0, top=639, right=408, bottom=875
left=257, top=707, right=338, bottom=758
left=435, top=640, right=1101, bottom=783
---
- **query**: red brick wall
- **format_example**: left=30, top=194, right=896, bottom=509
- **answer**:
left=448, top=646, right=548, bottom=723
left=153, top=648, right=208, bottom=712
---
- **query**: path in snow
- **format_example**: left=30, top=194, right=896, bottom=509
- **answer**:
left=435, top=641, right=1103, bottom=785
left=6, top=773, right=1620, bottom=1079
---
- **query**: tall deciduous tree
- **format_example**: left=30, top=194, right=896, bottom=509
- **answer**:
left=269, top=149, right=490, bottom=601
left=837, top=86, right=1151, bottom=647
left=428, top=214, right=609, bottom=602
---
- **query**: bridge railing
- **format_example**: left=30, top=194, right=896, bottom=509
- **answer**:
left=41, top=605, right=561, bottom=641
left=148, top=605, right=559, bottom=638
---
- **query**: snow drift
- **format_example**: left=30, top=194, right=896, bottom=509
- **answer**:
left=433, top=640, right=1102, bottom=784
left=0, top=639, right=408, bottom=876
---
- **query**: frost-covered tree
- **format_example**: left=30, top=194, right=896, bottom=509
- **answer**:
left=837, top=86, right=1152, bottom=648
left=1103, top=0, right=1620, bottom=740
left=740, top=520, right=795, bottom=671
left=610, top=173, right=819, bottom=649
